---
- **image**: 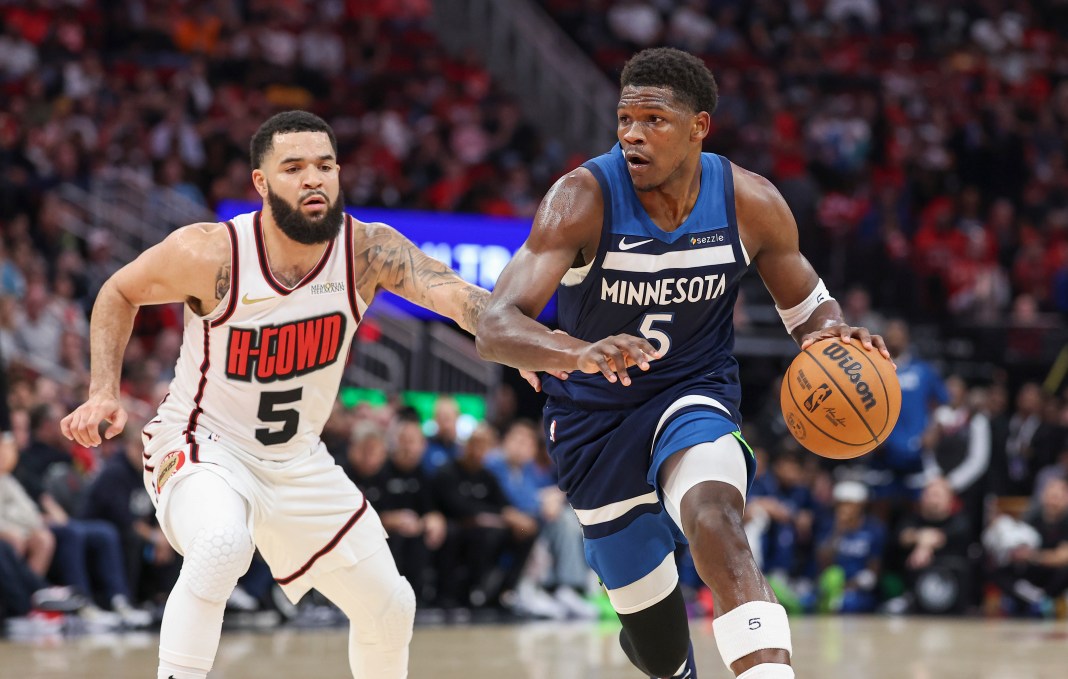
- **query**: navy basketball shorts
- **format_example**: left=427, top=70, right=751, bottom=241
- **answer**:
left=543, top=390, right=756, bottom=611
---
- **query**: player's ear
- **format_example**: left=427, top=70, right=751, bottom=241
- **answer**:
left=252, top=169, right=268, bottom=198
left=692, top=111, right=711, bottom=142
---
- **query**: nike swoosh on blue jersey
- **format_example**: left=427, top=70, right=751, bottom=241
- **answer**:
left=619, top=237, right=654, bottom=251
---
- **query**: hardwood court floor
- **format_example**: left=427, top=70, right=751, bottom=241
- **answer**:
left=3, top=616, right=1068, bottom=678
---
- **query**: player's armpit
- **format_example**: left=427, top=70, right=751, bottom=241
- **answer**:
left=356, top=221, right=488, bottom=334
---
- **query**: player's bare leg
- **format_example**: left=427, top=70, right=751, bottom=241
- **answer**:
left=682, top=483, right=790, bottom=674
left=662, top=437, right=794, bottom=679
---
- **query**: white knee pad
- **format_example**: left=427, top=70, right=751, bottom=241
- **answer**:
left=713, top=601, right=792, bottom=670
left=378, top=578, right=415, bottom=650
left=183, top=522, right=254, bottom=603
left=661, top=434, right=749, bottom=529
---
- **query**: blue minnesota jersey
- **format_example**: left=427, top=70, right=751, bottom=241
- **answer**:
left=542, top=144, right=751, bottom=408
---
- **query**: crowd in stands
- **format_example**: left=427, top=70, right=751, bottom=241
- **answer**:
left=1, top=0, right=1068, bottom=635
left=542, top=0, right=1068, bottom=324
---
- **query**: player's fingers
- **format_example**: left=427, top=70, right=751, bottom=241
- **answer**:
left=603, top=346, right=630, bottom=386
left=870, top=333, right=890, bottom=356
left=547, top=370, right=569, bottom=381
left=70, top=410, right=93, bottom=447
left=104, top=408, right=128, bottom=440
left=853, top=326, right=873, bottom=350
left=839, top=324, right=852, bottom=342
left=621, top=339, right=654, bottom=371
left=60, top=413, right=74, bottom=441
left=626, top=335, right=661, bottom=360
left=594, top=354, right=616, bottom=383
left=870, top=334, right=895, bottom=368
left=521, top=372, right=542, bottom=392
left=81, top=408, right=105, bottom=447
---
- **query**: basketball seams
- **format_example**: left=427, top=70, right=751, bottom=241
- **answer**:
left=801, top=346, right=879, bottom=443
left=785, top=359, right=869, bottom=448
left=845, top=344, right=895, bottom=438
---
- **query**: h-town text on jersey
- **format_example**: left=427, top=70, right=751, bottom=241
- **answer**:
left=225, top=313, right=347, bottom=382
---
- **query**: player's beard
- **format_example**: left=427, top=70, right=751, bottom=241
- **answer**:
left=266, top=183, right=345, bottom=245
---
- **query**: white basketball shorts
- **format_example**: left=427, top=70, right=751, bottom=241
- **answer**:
left=142, top=422, right=388, bottom=602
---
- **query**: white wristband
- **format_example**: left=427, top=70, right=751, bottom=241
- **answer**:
left=776, top=278, right=834, bottom=333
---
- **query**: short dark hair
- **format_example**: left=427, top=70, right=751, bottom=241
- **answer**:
left=249, top=110, right=338, bottom=169
left=620, top=48, right=718, bottom=115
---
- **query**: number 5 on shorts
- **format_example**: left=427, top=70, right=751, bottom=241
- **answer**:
left=639, top=313, right=674, bottom=357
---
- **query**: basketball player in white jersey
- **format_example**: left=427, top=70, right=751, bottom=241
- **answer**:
left=60, top=111, right=490, bottom=679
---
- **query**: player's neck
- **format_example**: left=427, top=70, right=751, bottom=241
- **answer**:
left=635, top=155, right=702, bottom=233
left=259, top=213, right=332, bottom=283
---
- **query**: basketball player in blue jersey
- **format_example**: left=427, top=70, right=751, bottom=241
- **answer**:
left=478, top=48, right=891, bottom=679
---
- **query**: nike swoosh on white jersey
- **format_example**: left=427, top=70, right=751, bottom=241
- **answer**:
left=618, top=237, right=654, bottom=251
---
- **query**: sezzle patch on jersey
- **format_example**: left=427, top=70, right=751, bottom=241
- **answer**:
left=156, top=449, right=186, bottom=494
left=225, top=312, right=346, bottom=383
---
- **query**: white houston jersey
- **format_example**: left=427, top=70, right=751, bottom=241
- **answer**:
left=156, top=211, right=368, bottom=462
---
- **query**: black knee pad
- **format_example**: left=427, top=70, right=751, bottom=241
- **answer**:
left=618, top=585, right=690, bottom=677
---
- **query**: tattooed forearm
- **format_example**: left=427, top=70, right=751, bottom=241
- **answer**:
left=215, top=263, right=231, bottom=301
left=354, top=222, right=489, bottom=333
left=461, top=287, right=489, bottom=335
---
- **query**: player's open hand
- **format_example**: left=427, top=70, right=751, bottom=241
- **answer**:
left=518, top=329, right=574, bottom=392
left=799, top=324, right=893, bottom=366
left=576, top=334, right=660, bottom=386
left=60, top=394, right=128, bottom=447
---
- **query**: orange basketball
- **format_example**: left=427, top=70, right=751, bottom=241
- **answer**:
left=780, top=338, right=901, bottom=460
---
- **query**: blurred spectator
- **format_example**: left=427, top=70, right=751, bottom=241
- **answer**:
left=13, top=403, right=72, bottom=504
left=1000, top=383, right=1048, bottom=496
left=0, top=419, right=54, bottom=578
left=1034, top=445, right=1068, bottom=508
left=10, top=281, right=66, bottom=380
left=423, top=396, right=462, bottom=474
left=607, top=0, right=663, bottom=48
left=816, top=481, right=885, bottom=614
left=842, top=286, right=886, bottom=336
left=869, top=319, right=949, bottom=501
left=80, top=419, right=179, bottom=606
left=925, top=377, right=992, bottom=532
left=0, top=539, right=84, bottom=622
left=991, top=478, right=1068, bottom=616
left=486, top=420, right=594, bottom=619
left=891, top=478, right=974, bottom=615
left=345, top=417, right=446, bottom=605
left=15, top=403, right=147, bottom=627
left=748, top=449, right=817, bottom=584
left=434, top=425, right=537, bottom=611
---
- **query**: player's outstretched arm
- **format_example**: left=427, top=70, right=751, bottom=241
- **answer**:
left=61, top=223, right=230, bottom=447
left=354, top=221, right=488, bottom=334
left=476, top=169, right=659, bottom=386
left=733, top=164, right=891, bottom=362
